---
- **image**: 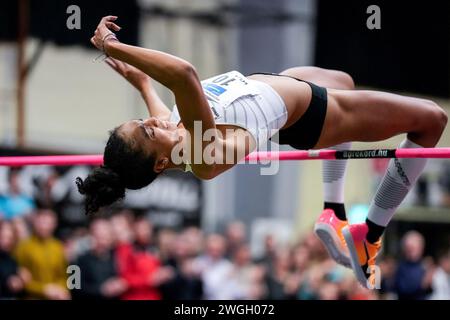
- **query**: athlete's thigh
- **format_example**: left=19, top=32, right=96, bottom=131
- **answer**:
left=280, top=66, right=354, bottom=90
left=315, top=89, right=431, bottom=148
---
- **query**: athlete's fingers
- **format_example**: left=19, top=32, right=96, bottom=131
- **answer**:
left=101, top=16, right=118, bottom=24
left=114, top=60, right=125, bottom=74
left=105, top=58, right=128, bottom=76
left=105, top=21, right=121, bottom=31
left=114, top=60, right=127, bottom=74
left=104, top=58, right=118, bottom=70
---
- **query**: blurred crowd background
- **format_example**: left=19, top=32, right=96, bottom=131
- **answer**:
left=0, top=166, right=449, bottom=300
left=1, top=0, right=450, bottom=300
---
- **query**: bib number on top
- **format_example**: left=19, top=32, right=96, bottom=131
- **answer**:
left=201, top=71, right=260, bottom=108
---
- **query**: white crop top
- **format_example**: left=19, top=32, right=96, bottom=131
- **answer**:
left=169, top=71, right=288, bottom=149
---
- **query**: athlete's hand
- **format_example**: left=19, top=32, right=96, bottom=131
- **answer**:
left=90, top=15, right=121, bottom=52
left=105, top=57, right=151, bottom=92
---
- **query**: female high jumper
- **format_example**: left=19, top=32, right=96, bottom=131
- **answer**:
left=76, top=16, right=448, bottom=287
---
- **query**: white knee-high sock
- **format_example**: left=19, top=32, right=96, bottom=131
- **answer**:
left=322, top=142, right=351, bottom=220
left=323, top=142, right=351, bottom=203
left=367, top=138, right=427, bottom=230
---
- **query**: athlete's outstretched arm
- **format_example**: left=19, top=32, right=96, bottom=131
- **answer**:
left=104, top=57, right=171, bottom=120
left=91, top=16, right=215, bottom=133
left=91, top=16, right=218, bottom=178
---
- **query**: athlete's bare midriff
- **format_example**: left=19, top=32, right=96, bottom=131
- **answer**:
left=247, top=74, right=345, bottom=149
left=247, top=74, right=313, bottom=129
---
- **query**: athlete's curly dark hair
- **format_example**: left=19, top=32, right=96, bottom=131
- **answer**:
left=76, top=127, right=158, bottom=215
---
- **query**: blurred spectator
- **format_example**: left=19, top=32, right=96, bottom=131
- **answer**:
left=378, top=256, right=397, bottom=299
left=256, top=234, right=277, bottom=271
left=317, top=282, right=340, bottom=300
left=73, top=218, right=126, bottom=300
left=438, top=162, right=450, bottom=207
left=344, top=274, right=378, bottom=300
left=156, top=228, right=177, bottom=263
left=297, top=259, right=344, bottom=300
left=11, top=217, right=30, bottom=242
left=302, top=231, right=328, bottom=262
left=110, top=210, right=134, bottom=244
left=160, top=231, right=203, bottom=300
left=415, top=176, right=430, bottom=206
left=266, top=248, right=292, bottom=300
left=117, top=216, right=173, bottom=300
left=225, top=221, right=246, bottom=258
left=429, top=250, right=450, bottom=300
left=291, top=230, right=361, bottom=301
left=283, top=245, right=311, bottom=298
left=225, top=244, right=266, bottom=299
left=14, top=209, right=69, bottom=299
left=48, top=167, right=89, bottom=239
left=64, top=228, right=90, bottom=263
left=393, top=231, right=434, bottom=300
left=193, top=234, right=233, bottom=299
left=0, top=221, right=29, bottom=299
left=183, top=226, right=204, bottom=258
left=0, top=168, right=35, bottom=220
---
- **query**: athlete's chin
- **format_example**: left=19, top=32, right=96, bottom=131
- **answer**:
left=161, top=136, right=181, bottom=152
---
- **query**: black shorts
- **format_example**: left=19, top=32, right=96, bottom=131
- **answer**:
left=248, top=72, right=328, bottom=150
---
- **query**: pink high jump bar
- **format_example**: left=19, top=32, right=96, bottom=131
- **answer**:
left=0, top=148, right=450, bottom=167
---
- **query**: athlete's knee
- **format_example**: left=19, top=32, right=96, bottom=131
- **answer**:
left=332, top=70, right=355, bottom=90
left=280, top=66, right=314, bottom=77
left=317, top=67, right=355, bottom=90
left=433, top=103, right=448, bottom=133
left=422, top=100, right=448, bottom=135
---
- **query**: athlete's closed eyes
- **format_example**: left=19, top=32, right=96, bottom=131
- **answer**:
left=136, top=119, right=156, bottom=140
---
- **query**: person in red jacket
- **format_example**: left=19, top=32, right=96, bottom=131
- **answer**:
left=116, top=216, right=173, bottom=300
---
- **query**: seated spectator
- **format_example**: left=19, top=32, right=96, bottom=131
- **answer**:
left=0, top=221, right=29, bottom=299
left=429, top=250, right=450, bottom=300
left=73, top=218, right=127, bottom=300
left=117, top=216, right=173, bottom=300
left=0, top=168, right=35, bottom=221
left=393, top=231, right=434, bottom=300
left=14, top=209, right=69, bottom=300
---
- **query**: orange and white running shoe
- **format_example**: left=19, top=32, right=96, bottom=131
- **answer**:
left=342, top=223, right=382, bottom=289
left=314, top=209, right=351, bottom=268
